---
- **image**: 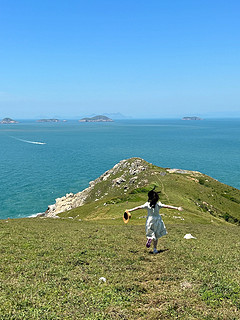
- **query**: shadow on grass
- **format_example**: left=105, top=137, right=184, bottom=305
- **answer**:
left=149, top=248, right=169, bottom=255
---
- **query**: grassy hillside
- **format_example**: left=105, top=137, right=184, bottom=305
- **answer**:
left=1, top=158, right=240, bottom=319
left=58, top=158, right=240, bottom=225
left=0, top=219, right=239, bottom=319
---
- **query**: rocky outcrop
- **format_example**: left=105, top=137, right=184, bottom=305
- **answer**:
left=45, top=191, right=88, bottom=217
left=166, top=168, right=201, bottom=175
left=44, top=157, right=207, bottom=218
left=45, top=158, right=149, bottom=217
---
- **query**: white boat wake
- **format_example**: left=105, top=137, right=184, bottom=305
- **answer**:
left=9, top=136, right=46, bottom=145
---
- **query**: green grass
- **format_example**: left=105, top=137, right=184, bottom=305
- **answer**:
left=0, top=217, right=239, bottom=319
left=1, top=158, right=240, bottom=319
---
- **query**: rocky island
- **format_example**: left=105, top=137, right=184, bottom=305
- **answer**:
left=79, top=115, right=113, bottom=122
left=0, top=117, right=19, bottom=124
left=37, top=119, right=60, bottom=122
left=182, top=116, right=203, bottom=120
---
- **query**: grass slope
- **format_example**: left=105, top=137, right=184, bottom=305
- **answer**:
left=1, top=158, right=240, bottom=319
left=0, top=218, right=239, bottom=319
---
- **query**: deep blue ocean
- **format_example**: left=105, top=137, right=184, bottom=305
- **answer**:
left=0, top=119, right=239, bottom=219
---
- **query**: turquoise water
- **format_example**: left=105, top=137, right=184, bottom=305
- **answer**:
left=0, top=119, right=239, bottom=219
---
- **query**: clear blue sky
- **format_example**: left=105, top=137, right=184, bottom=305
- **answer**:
left=0, top=0, right=240, bottom=119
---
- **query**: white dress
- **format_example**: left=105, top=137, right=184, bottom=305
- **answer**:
left=139, top=201, right=167, bottom=240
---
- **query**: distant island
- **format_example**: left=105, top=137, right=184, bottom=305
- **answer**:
left=79, top=115, right=113, bottom=122
left=37, top=119, right=60, bottom=123
left=182, top=116, right=203, bottom=121
left=0, top=117, right=19, bottom=124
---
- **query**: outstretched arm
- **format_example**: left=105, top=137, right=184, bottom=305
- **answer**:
left=162, top=204, right=183, bottom=211
left=127, top=206, right=143, bottom=212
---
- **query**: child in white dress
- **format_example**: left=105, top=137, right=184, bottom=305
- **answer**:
left=126, top=188, right=183, bottom=253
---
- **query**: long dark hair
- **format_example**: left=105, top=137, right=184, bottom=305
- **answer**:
left=148, top=187, right=159, bottom=208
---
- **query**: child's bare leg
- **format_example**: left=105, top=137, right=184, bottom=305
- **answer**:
left=153, top=239, right=158, bottom=249
left=153, top=239, right=159, bottom=253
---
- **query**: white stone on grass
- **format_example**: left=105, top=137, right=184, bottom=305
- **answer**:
left=184, top=233, right=196, bottom=239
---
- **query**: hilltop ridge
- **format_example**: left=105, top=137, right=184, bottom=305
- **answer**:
left=45, top=158, right=240, bottom=225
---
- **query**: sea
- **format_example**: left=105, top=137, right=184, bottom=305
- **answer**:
left=0, top=119, right=239, bottom=219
